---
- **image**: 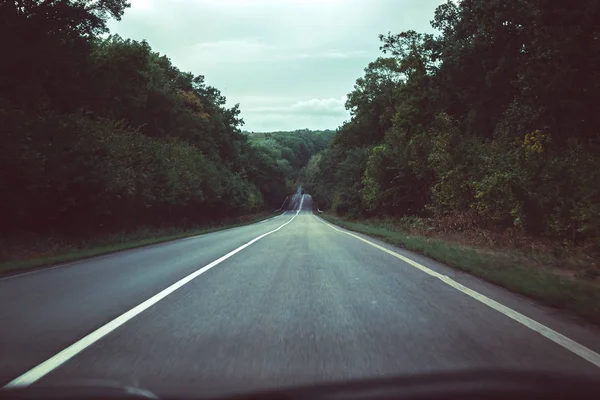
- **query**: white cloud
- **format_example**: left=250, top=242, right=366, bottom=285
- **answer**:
left=190, top=39, right=270, bottom=64
left=129, top=0, right=154, bottom=10
left=272, top=49, right=369, bottom=60
left=290, top=97, right=348, bottom=114
left=242, top=97, right=349, bottom=131
left=243, top=113, right=347, bottom=132
left=108, top=0, right=443, bottom=131
left=188, top=40, right=369, bottom=64
left=192, top=40, right=269, bottom=51
left=245, top=96, right=347, bottom=116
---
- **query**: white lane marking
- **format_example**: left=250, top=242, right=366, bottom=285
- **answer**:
left=314, top=215, right=600, bottom=369
left=4, top=209, right=304, bottom=388
left=299, top=195, right=305, bottom=211
left=274, top=196, right=289, bottom=212
left=0, top=258, right=98, bottom=282
left=258, top=213, right=286, bottom=224
left=0, top=215, right=284, bottom=282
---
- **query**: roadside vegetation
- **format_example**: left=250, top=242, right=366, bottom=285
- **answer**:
left=320, top=214, right=600, bottom=325
left=0, top=1, right=329, bottom=270
left=0, top=213, right=273, bottom=274
left=304, top=1, right=600, bottom=322
left=3, top=0, right=599, bottom=323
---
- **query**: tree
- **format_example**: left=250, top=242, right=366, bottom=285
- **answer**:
left=0, top=0, right=130, bottom=110
left=0, top=2, right=299, bottom=238
left=309, top=0, right=600, bottom=247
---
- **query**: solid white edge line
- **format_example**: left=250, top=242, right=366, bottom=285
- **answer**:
left=4, top=203, right=305, bottom=388
left=314, top=215, right=600, bottom=369
left=0, top=214, right=285, bottom=282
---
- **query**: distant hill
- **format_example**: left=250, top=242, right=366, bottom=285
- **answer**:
left=243, top=129, right=335, bottom=137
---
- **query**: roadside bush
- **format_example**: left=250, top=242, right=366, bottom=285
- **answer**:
left=0, top=106, right=264, bottom=235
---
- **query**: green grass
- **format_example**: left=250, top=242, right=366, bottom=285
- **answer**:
left=0, top=213, right=273, bottom=274
left=320, top=214, right=600, bottom=326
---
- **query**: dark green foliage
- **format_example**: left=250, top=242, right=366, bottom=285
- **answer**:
left=247, top=130, right=334, bottom=173
left=0, top=1, right=129, bottom=111
left=310, top=0, right=600, bottom=247
left=0, top=0, right=310, bottom=238
left=0, top=107, right=263, bottom=234
left=245, top=130, right=334, bottom=206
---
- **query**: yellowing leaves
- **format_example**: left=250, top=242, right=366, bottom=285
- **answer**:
left=523, top=130, right=546, bottom=155
left=177, top=90, right=210, bottom=120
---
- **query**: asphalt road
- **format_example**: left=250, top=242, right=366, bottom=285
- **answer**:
left=2, top=194, right=600, bottom=397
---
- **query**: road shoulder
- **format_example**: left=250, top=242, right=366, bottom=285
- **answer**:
left=316, top=213, right=600, bottom=360
left=0, top=213, right=276, bottom=277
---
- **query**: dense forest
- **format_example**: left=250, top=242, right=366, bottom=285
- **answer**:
left=305, top=0, right=600, bottom=247
left=0, top=0, right=327, bottom=238
left=237, top=129, right=333, bottom=208
left=247, top=129, right=334, bottom=193
left=3, top=0, right=599, bottom=250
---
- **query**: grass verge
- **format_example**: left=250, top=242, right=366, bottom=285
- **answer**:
left=320, top=214, right=600, bottom=326
left=0, top=213, right=274, bottom=275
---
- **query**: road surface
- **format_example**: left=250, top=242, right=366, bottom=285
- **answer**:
left=2, top=194, right=600, bottom=397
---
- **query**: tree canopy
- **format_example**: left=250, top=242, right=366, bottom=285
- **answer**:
left=306, top=0, right=600, bottom=246
left=0, top=0, right=327, bottom=236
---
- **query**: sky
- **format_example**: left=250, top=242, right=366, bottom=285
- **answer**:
left=107, top=0, right=443, bottom=132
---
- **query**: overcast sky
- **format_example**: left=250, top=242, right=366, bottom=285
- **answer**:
left=107, top=0, right=442, bottom=132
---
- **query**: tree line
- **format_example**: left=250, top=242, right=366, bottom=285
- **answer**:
left=247, top=129, right=334, bottom=201
left=305, top=0, right=600, bottom=246
left=0, top=0, right=327, bottom=237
